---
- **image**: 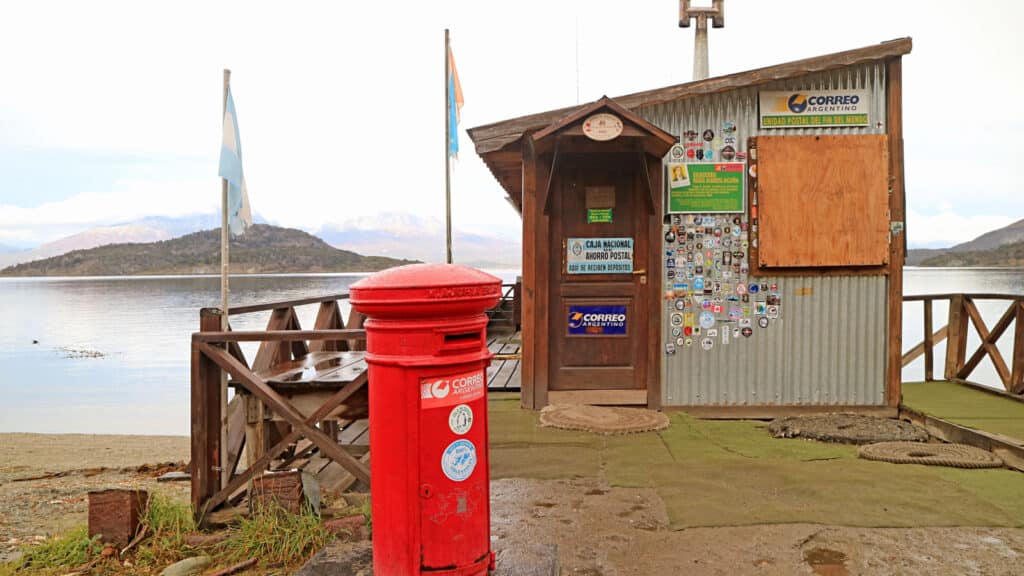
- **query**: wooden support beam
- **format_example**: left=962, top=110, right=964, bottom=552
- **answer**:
left=885, top=56, right=906, bottom=409
left=1012, top=301, right=1024, bottom=395
left=193, top=329, right=367, bottom=343
left=944, top=294, right=968, bottom=380
left=346, top=309, right=367, bottom=352
left=309, top=301, right=346, bottom=352
left=191, top=313, right=223, bottom=516
left=923, top=299, right=934, bottom=381
left=224, top=396, right=246, bottom=479
left=901, top=325, right=948, bottom=368
left=196, top=363, right=369, bottom=520
left=959, top=299, right=1014, bottom=388
left=199, top=343, right=370, bottom=485
left=252, top=308, right=297, bottom=372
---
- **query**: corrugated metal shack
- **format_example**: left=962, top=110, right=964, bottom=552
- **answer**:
left=468, top=39, right=912, bottom=417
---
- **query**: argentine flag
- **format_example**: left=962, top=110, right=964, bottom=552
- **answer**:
left=218, top=86, right=253, bottom=236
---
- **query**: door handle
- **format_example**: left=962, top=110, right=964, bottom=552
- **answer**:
left=632, top=269, right=647, bottom=275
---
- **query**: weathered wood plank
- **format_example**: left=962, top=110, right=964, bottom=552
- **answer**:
left=199, top=343, right=370, bottom=486
left=959, top=300, right=1013, bottom=387
left=308, top=301, right=346, bottom=353
left=923, top=299, right=934, bottom=381
left=886, top=56, right=907, bottom=409
left=944, top=295, right=968, bottom=380
left=193, top=329, right=367, bottom=343
left=191, top=312, right=223, bottom=517
left=1013, top=302, right=1024, bottom=394
left=195, top=351, right=371, bottom=519
left=901, top=325, right=948, bottom=367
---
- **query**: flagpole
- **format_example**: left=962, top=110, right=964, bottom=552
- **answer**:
left=444, top=28, right=453, bottom=264
left=219, top=68, right=231, bottom=489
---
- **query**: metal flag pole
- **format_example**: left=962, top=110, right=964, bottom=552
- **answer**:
left=219, top=68, right=231, bottom=489
left=444, top=28, right=453, bottom=264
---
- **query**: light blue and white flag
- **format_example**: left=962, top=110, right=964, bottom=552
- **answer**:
left=218, top=86, right=253, bottom=236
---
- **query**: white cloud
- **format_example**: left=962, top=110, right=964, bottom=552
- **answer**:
left=906, top=206, right=1015, bottom=249
left=0, top=0, right=1021, bottom=246
left=0, top=177, right=218, bottom=244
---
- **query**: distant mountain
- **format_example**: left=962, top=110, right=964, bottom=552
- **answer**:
left=0, top=223, right=175, bottom=269
left=950, top=218, right=1024, bottom=253
left=0, top=224, right=416, bottom=277
left=317, top=212, right=521, bottom=268
left=0, top=211, right=520, bottom=270
left=909, top=218, right=1024, bottom=267
left=905, top=248, right=948, bottom=266
left=918, top=240, right=1024, bottom=267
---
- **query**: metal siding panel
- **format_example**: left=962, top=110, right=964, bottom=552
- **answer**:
left=646, top=63, right=889, bottom=407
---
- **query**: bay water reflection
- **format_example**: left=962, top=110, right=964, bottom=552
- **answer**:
left=0, top=268, right=1019, bottom=435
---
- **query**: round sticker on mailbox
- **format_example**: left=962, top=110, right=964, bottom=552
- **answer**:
left=448, top=404, right=473, bottom=435
left=441, top=439, right=477, bottom=482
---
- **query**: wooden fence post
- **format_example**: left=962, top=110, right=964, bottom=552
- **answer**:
left=1012, top=300, right=1024, bottom=395
left=944, top=295, right=968, bottom=380
left=924, top=299, right=934, bottom=381
left=192, top=309, right=223, bottom=519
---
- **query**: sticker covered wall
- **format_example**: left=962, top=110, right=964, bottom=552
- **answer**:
left=635, top=59, right=890, bottom=407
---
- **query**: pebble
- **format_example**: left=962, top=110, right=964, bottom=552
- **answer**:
left=159, top=555, right=213, bottom=576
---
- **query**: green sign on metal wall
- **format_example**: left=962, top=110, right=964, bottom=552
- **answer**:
left=666, top=162, right=745, bottom=214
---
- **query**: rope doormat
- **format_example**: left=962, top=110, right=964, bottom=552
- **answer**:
left=539, top=404, right=670, bottom=435
left=858, top=441, right=1004, bottom=469
left=769, top=414, right=929, bottom=445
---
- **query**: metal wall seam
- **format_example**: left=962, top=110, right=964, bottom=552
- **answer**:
left=646, top=63, right=889, bottom=407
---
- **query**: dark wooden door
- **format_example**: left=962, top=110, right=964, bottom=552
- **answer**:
left=548, top=153, right=649, bottom=395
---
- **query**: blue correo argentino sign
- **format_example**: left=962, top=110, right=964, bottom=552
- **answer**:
left=567, top=305, right=627, bottom=335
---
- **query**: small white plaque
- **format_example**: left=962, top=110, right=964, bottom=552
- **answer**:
left=582, top=113, right=623, bottom=141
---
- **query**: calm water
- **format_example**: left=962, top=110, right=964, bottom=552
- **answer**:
left=0, top=272, right=520, bottom=435
left=0, top=268, right=1020, bottom=435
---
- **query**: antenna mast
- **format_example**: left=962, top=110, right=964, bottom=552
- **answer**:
left=679, top=0, right=725, bottom=81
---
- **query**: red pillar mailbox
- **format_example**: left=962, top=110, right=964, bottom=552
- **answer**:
left=350, top=263, right=501, bottom=575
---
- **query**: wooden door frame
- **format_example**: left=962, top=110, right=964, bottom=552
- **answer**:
left=518, top=97, right=673, bottom=410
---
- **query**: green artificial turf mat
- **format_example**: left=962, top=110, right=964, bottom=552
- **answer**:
left=902, top=380, right=1024, bottom=440
left=486, top=400, right=1024, bottom=528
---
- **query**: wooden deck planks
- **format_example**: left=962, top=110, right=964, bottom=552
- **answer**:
left=486, top=333, right=522, bottom=390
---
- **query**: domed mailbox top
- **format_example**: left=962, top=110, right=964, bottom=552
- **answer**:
left=349, top=263, right=502, bottom=319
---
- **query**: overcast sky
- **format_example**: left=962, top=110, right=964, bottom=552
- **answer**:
left=0, top=0, right=1020, bottom=250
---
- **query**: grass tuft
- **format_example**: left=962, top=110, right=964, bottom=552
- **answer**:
left=220, top=502, right=332, bottom=568
left=11, top=526, right=103, bottom=571
left=131, top=494, right=196, bottom=568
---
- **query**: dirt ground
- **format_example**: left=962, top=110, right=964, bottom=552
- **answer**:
left=0, top=433, right=191, bottom=564
left=3, top=433, right=1024, bottom=574
left=491, top=477, right=1024, bottom=576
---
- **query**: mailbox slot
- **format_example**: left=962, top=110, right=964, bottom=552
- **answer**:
left=440, top=331, right=484, bottom=354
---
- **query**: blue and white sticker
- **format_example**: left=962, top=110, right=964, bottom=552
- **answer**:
left=699, top=311, right=716, bottom=329
left=441, top=439, right=477, bottom=482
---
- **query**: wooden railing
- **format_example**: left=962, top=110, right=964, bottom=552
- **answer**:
left=191, top=292, right=369, bottom=522
left=486, top=280, right=522, bottom=333
left=902, top=293, right=1024, bottom=394
left=190, top=284, right=521, bottom=522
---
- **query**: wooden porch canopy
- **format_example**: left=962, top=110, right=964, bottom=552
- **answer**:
left=531, top=96, right=677, bottom=216
left=467, top=37, right=913, bottom=211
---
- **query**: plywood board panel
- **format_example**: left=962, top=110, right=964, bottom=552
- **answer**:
left=758, top=135, right=889, bottom=267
